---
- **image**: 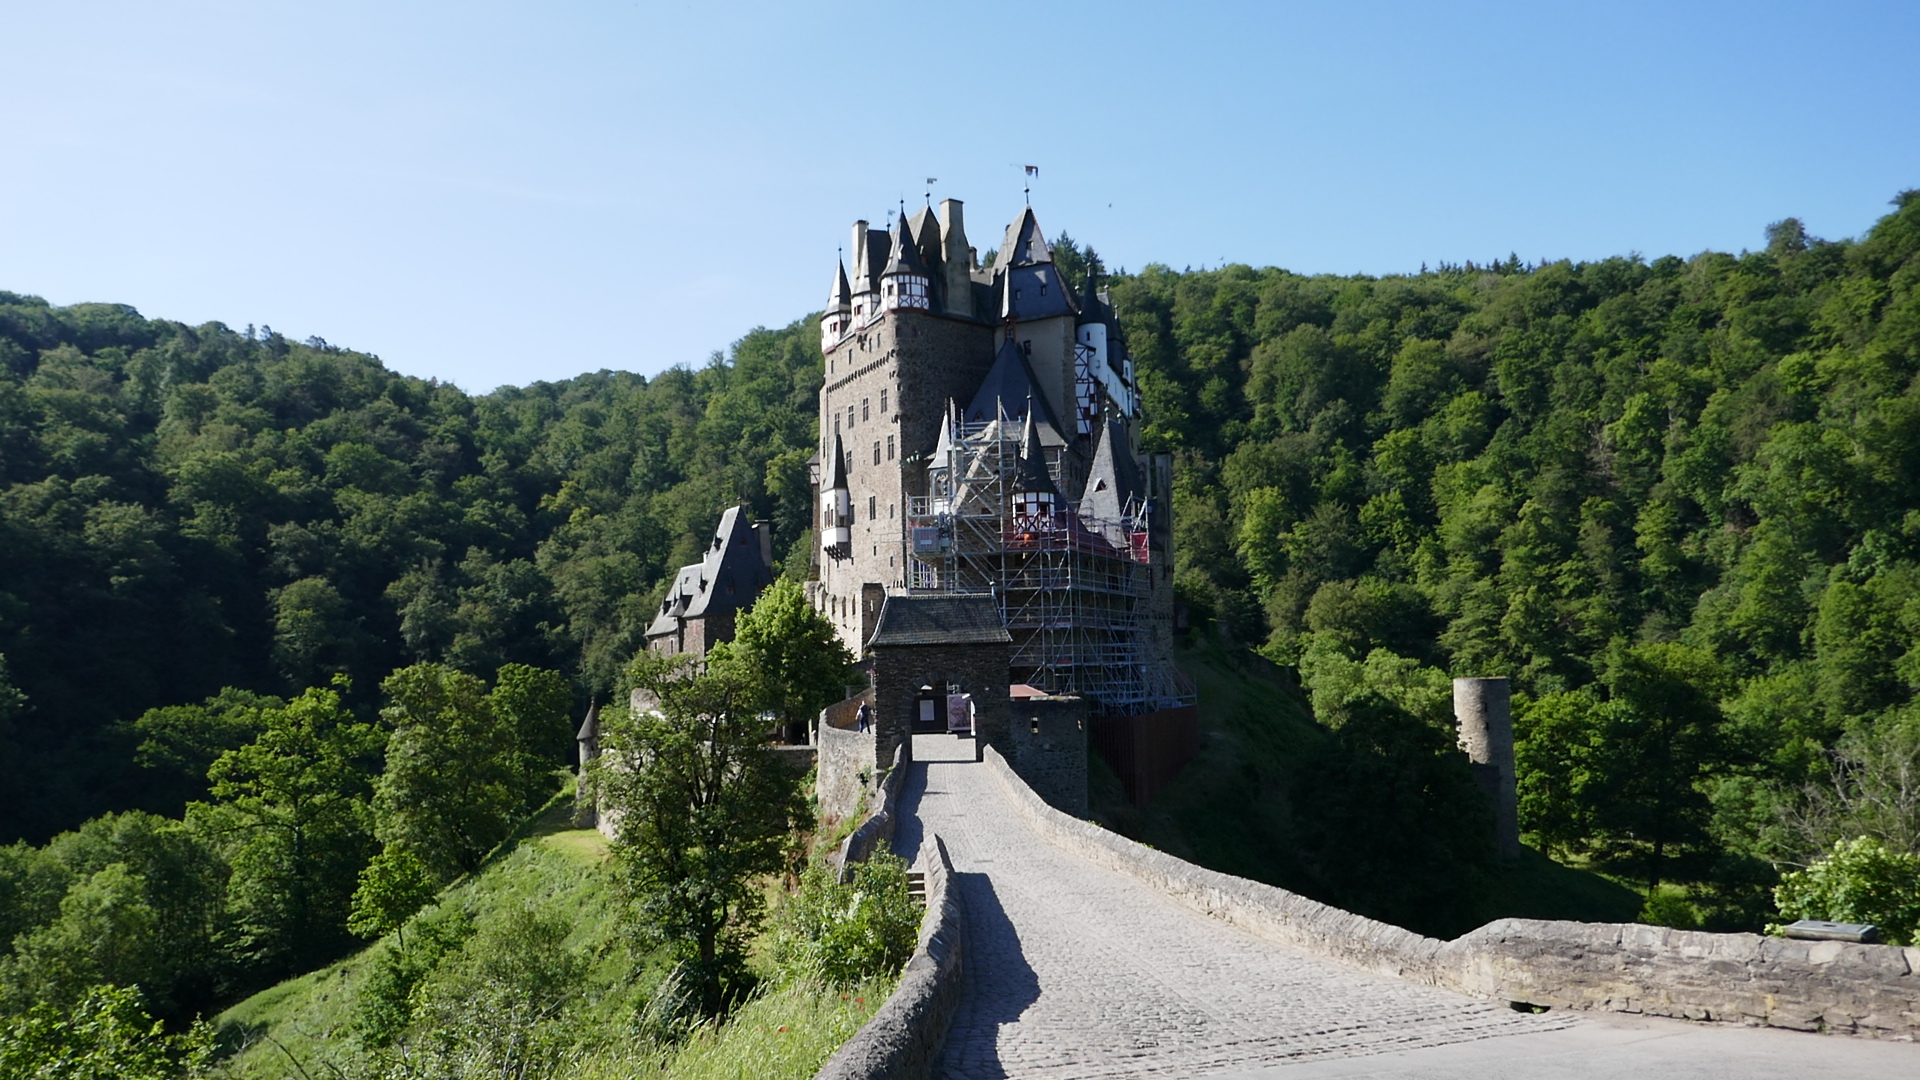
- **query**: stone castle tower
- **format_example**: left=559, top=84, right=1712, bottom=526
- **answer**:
left=809, top=199, right=1185, bottom=717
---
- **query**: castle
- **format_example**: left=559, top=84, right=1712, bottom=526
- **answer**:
left=806, top=199, right=1192, bottom=814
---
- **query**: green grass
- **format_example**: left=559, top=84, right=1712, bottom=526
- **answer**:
left=215, top=796, right=628, bottom=1078
left=1089, top=635, right=1642, bottom=935
left=568, top=977, right=895, bottom=1080
left=214, top=786, right=898, bottom=1080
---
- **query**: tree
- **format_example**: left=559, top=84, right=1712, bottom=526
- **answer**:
left=486, top=663, right=576, bottom=811
left=373, top=664, right=519, bottom=882
left=0, top=985, right=215, bottom=1080
left=195, top=680, right=382, bottom=978
left=1774, top=836, right=1920, bottom=946
left=597, top=648, right=807, bottom=1014
left=730, top=576, right=853, bottom=743
left=129, top=688, right=282, bottom=815
left=347, top=845, right=440, bottom=948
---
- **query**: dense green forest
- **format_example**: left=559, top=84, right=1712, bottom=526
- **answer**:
left=1084, top=190, right=1920, bottom=927
left=2, top=187, right=1918, bottom=1033
left=0, top=307, right=821, bottom=843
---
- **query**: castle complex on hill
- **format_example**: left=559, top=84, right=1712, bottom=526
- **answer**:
left=808, top=199, right=1187, bottom=721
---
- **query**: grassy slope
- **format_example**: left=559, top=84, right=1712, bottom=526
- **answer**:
left=216, top=791, right=893, bottom=1080
left=1089, top=636, right=1641, bottom=933
left=216, top=797, right=629, bottom=1078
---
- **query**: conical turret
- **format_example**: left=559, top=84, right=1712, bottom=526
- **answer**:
left=821, top=432, right=852, bottom=559
left=881, top=211, right=931, bottom=312
left=820, top=259, right=853, bottom=351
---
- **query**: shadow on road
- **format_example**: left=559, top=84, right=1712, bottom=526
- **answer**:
left=938, top=871, right=1040, bottom=1079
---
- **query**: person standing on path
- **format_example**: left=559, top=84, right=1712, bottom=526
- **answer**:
left=856, top=701, right=871, bottom=732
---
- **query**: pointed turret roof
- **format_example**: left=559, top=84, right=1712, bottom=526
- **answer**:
left=1014, top=409, right=1060, bottom=496
left=963, top=339, right=1067, bottom=448
left=829, top=260, right=852, bottom=312
left=997, top=207, right=1052, bottom=268
left=1076, top=261, right=1111, bottom=325
left=576, top=702, right=600, bottom=742
left=931, top=405, right=955, bottom=462
left=1079, top=415, right=1140, bottom=521
left=883, top=215, right=926, bottom=276
left=825, top=431, right=849, bottom=490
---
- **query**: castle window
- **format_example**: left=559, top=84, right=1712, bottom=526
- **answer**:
left=873, top=441, right=881, bottom=465
left=886, top=434, right=894, bottom=460
left=880, top=389, right=888, bottom=413
left=1022, top=340, right=1032, bottom=357
left=888, top=502, right=895, bottom=519
left=869, top=495, right=877, bottom=518
left=862, top=398, right=870, bottom=421
left=848, top=404, right=856, bottom=428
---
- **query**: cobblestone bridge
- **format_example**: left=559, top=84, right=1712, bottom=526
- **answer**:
left=892, top=736, right=1914, bottom=1080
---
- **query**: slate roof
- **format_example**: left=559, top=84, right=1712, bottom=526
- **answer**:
left=825, top=431, right=849, bottom=490
left=828, top=260, right=852, bottom=311
left=644, top=505, right=775, bottom=639
left=963, top=339, right=1067, bottom=448
left=883, top=216, right=926, bottom=276
left=1014, top=411, right=1061, bottom=495
left=997, top=207, right=1052, bottom=267
left=867, top=594, right=1011, bottom=648
left=1079, top=414, right=1140, bottom=521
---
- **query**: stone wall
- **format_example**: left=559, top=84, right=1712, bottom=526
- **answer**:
left=817, top=690, right=883, bottom=827
left=813, top=835, right=966, bottom=1080
left=981, top=746, right=1920, bottom=1039
left=1002, top=695, right=1089, bottom=816
left=870, top=641, right=1008, bottom=760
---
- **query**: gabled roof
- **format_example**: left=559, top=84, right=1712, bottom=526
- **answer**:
left=963, top=339, right=1067, bottom=448
left=684, top=505, right=774, bottom=618
left=1079, top=415, right=1140, bottom=521
left=909, top=206, right=943, bottom=266
left=867, top=594, right=1011, bottom=648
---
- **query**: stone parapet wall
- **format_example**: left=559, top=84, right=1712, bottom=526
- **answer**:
left=1003, top=695, right=1090, bottom=816
left=817, top=714, right=880, bottom=828
left=813, top=834, right=966, bottom=1080
left=835, top=761, right=906, bottom=882
left=981, top=746, right=1920, bottom=1039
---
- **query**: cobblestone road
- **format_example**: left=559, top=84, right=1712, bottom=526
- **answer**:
left=893, top=737, right=1568, bottom=1080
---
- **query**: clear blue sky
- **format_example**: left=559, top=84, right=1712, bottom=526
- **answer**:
left=3, top=1, right=1915, bottom=392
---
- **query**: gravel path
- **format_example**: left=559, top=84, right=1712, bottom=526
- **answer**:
left=893, top=736, right=1567, bottom=1079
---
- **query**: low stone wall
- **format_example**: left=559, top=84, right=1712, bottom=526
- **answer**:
left=814, top=834, right=966, bottom=1080
left=835, top=761, right=907, bottom=882
left=817, top=720, right=878, bottom=827
left=981, top=746, right=1920, bottom=1038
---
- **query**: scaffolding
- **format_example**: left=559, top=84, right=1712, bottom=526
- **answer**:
left=905, top=412, right=1190, bottom=715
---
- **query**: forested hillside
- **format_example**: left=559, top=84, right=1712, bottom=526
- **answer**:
left=0, top=307, right=821, bottom=843
left=1088, top=190, right=1920, bottom=926
left=4, top=189, right=1918, bottom=934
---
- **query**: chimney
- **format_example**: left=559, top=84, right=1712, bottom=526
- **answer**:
left=755, top=520, right=773, bottom=575
left=1454, top=677, right=1520, bottom=861
left=850, top=220, right=870, bottom=290
left=941, top=199, right=974, bottom=319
